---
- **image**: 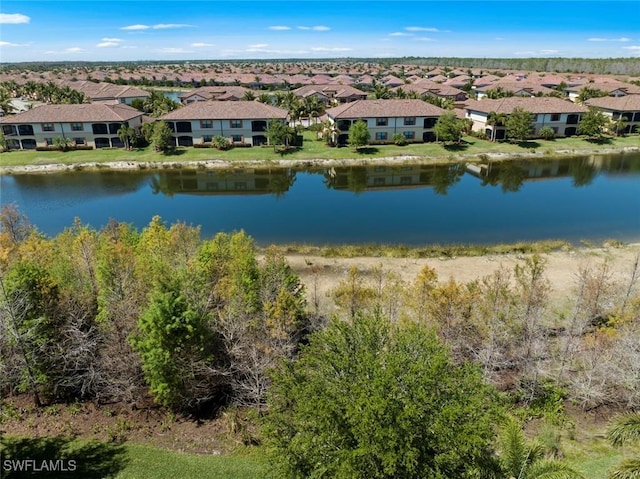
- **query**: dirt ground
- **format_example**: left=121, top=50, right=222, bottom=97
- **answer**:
left=286, top=244, right=640, bottom=313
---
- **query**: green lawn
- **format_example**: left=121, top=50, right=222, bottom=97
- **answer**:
left=1, top=131, right=638, bottom=168
left=0, top=436, right=267, bottom=479
left=115, top=444, right=267, bottom=479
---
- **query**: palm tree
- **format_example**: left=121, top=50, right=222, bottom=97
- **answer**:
left=117, top=124, right=135, bottom=150
left=497, top=418, right=585, bottom=479
left=607, top=412, right=640, bottom=479
left=488, top=111, right=508, bottom=142
left=242, top=90, right=256, bottom=101
left=320, top=119, right=339, bottom=146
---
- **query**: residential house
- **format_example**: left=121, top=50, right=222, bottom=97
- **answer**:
left=566, top=81, right=640, bottom=102
left=393, top=82, right=467, bottom=102
left=464, top=97, right=588, bottom=139
left=585, top=95, right=640, bottom=134
left=58, top=80, right=150, bottom=105
left=293, top=84, right=368, bottom=105
left=158, top=100, right=288, bottom=147
left=474, top=82, right=556, bottom=99
left=0, top=103, right=144, bottom=149
left=179, top=86, right=250, bottom=104
left=324, top=99, right=446, bottom=144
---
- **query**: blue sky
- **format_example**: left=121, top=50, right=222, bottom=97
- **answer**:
left=1, top=1, right=639, bottom=63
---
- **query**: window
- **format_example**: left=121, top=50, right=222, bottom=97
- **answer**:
left=232, top=134, right=242, bottom=142
left=400, top=176, right=412, bottom=185
left=2, top=125, right=17, bottom=136
left=200, top=120, right=213, bottom=129
left=403, top=131, right=415, bottom=140
left=230, top=119, right=243, bottom=128
left=203, top=135, right=213, bottom=143
left=375, top=132, right=388, bottom=141
left=92, top=123, right=108, bottom=134
left=404, top=117, right=416, bottom=126
left=373, top=177, right=385, bottom=186
left=550, top=113, right=561, bottom=122
left=234, top=182, right=246, bottom=190
left=42, top=123, right=54, bottom=132
left=73, top=137, right=86, bottom=145
left=71, top=123, right=83, bottom=131
left=45, top=138, right=53, bottom=146
left=376, top=118, right=388, bottom=126
left=18, top=125, right=34, bottom=135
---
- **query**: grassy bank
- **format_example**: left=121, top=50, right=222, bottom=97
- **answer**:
left=261, top=238, right=632, bottom=258
left=1, top=131, right=639, bottom=170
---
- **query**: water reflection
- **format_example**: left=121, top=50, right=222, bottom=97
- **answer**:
left=2, top=153, right=639, bottom=245
left=466, top=154, right=639, bottom=192
left=142, top=154, right=640, bottom=198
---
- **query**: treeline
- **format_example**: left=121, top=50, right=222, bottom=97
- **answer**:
left=0, top=206, right=314, bottom=412
left=1, top=204, right=639, bottom=416
left=386, top=56, right=640, bottom=76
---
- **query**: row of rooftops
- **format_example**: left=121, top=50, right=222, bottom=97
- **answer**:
left=6, top=95, right=640, bottom=126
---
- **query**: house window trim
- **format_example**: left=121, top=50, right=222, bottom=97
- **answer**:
left=200, top=120, right=213, bottom=129
left=403, top=117, right=416, bottom=126
left=42, top=123, right=55, bottom=132
left=70, top=122, right=84, bottom=132
left=230, top=119, right=243, bottom=129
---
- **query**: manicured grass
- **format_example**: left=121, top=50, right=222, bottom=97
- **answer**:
left=115, top=443, right=267, bottom=479
left=0, top=435, right=267, bottom=479
left=1, top=131, right=638, bottom=169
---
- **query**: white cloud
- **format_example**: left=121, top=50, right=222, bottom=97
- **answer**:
left=97, top=37, right=124, bottom=48
left=588, top=37, right=631, bottom=42
left=249, top=43, right=269, bottom=48
left=0, top=13, right=30, bottom=24
left=268, top=25, right=291, bottom=31
left=297, top=25, right=331, bottom=31
left=66, top=47, right=85, bottom=53
left=415, top=37, right=435, bottom=42
left=158, top=47, right=192, bottom=53
left=121, top=24, right=150, bottom=30
left=623, top=45, right=640, bottom=51
left=153, top=23, right=193, bottom=29
left=390, top=32, right=412, bottom=37
left=0, top=41, right=19, bottom=47
left=495, top=37, right=505, bottom=41
left=540, top=49, right=559, bottom=54
left=405, top=26, right=440, bottom=32
left=191, top=42, right=214, bottom=47
left=310, top=47, right=352, bottom=52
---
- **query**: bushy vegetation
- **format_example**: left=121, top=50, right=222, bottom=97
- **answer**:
left=1, top=204, right=639, bottom=477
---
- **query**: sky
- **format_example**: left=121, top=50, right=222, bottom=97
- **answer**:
left=1, top=1, right=639, bottom=63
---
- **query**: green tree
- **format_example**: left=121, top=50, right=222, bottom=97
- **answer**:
left=150, top=121, right=174, bottom=153
left=607, top=412, right=640, bottom=479
left=130, top=279, right=216, bottom=409
left=266, top=120, right=295, bottom=152
left=497, top=417, right=585, bottom=479
left=487, top=111, right=508, bottom=142
left=348, top=119, right=370, bottom=151
left=578, top=108, right=610, bottom=139
left=538, top=126, right=556, bottom=140
left=434, top=112, right=463, bottom=144
left=53, top=136, right=72, bottom=152
left=505, top=107, right=535, bottom=142
left=117, top=124, right=135, bottom=150
left=264, top=314, right=502, bottom=479
left=576, top=86, right=608, bottom=104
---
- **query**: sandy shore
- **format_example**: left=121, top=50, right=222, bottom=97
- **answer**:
left=1, top=145, right=639, bottom=175
left=285, top=244, right=640, bottom=312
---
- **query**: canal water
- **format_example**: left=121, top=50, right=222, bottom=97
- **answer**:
left=1, top=154, right=639, bottom=246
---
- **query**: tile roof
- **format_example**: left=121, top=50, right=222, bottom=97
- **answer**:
left=464, top=97, right=588, bottom=115
left=585, top=95, right=640, bottom=111
left=325, top=99, right=446, bottom=119
left=0, top=103, right=144, bottom=124
left=179, top=86, right=249, bottom=101
left=159, top=100, right=288, bottom=120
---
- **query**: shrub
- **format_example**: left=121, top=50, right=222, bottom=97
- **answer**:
left=392, top=133, right=407, bottom=146
left=538, top=126, right=556, bottom=140
left=212, top=136, right=231, bottom=150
